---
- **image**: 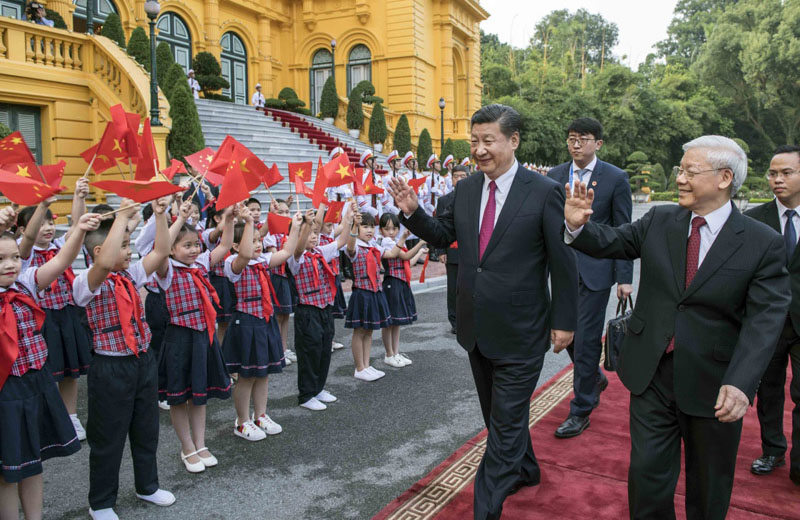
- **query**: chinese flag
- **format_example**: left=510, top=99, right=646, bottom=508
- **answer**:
left=324, top=154, right=355, bottom=187
left=161, top=159, right=188, bottom=180
left=209, top=136, right=266, bottom=190
left=311, top=158, right=329, bottom=208
left=294, top=175, right=314, bottom=199
left=288, top=161, right=312, bottom=184
left=362, top=172, right=384, bottom=196
left=267, top=212, right=291, bottom=235
left=262, top=163, right=284, bottom=189
left=185, top=147, right=224, bottom=186
left=215, top=160, right=251, bottom=210
left=1, top=161, right=66, bottom=187
left=134, top=118, right=159, bottom=181
left=408, top=177, right=427, bottom=194
left=0, top=168, right=65, bottom=205
left=352, top=168, right=367, bottom=196
left=109, top=104, right=141, bottom=159
left=0, top=132, right=36, bottom=165
left=324, top=200, right=345, bottom=223
left=80, top=124, right=120, bottom=174
left=91, top=179, right=185, bottom=203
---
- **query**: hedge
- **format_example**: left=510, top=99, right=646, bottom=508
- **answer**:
left=320, top=76, right=338, bottom=119
left=127, top=27, right=150, bottom=71
left=417, top=129, right=433, bottom=168
left=649, top=191, right=676, bottom=201
left=346, top=84, right=364, bottom=130
left=394, top=114, right=411, bottom=156
left=101, top=12, right=126, bottom=48
left=368, top=102, right=387, bottom=145
left=163, top=62, right=187, bottom=101
left=156, top=42, right=174, bottom=92
left=192, top=52, right=229, bottom=98
left=0, top=123, right=12, bottom=139
left=167, top=81, right=205, bottom=161
left=442, top=138, right=454, bottom=160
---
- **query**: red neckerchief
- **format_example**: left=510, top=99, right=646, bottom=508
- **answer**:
left=109, top=273, right=144, bottom=356
left=400, top=247, right=412, bottom=282
left=275, top=235, right=287, bottom=275
left=177, top=266, right=220, bottom=345
left=0, top=289, right=45, bottom=389
left=37, top=248, right=76, bottom=288
left=307, top=251, right=338, bottom=298
left=253, top=263, right=275, bottom=321
left=365, top=247, right=382, bottom=291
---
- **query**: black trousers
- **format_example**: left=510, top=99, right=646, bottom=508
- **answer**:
left=445, top=262, right=458, bottom=329
left=468, top=346, right=544, bottom=520
left=294, top=304, right=334, bottom=404
left=144, top=290, right=168, bottom=358
left=629, top=353, right=742, bottom=520
left=756, top=318, right=800, bottom=473
left=87, top=349, right=160, bottom=510
left=566, top=280, right=611, bottom=417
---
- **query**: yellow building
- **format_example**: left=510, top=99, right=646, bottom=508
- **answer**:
left=0, top=0, right=487, bottom=215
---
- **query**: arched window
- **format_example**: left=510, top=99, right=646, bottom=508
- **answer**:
left=72, top=0, right=118, bottom=34
left=156, top=12, right=192, bottom=73
left=347, top=44, right=371, bottom=95
left=309, top=49, right=333, bottom=116
left=220, top=32, right=248, bottom=105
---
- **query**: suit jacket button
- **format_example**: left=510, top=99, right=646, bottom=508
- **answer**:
left=476, top=267, right=482, bottom=273
left=678, top=305, right=685, bottom=312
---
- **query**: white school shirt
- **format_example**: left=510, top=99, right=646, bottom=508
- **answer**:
left=5, top=267, right=44, bottom=301
left=287, top=241, right=341, bottom=275
left=775, top=198, right=800, bottom=244
left=157, top=251, right=212, bottom=290
left=479, top=160, right=518, bottom=229
left=223, top=253, right=273, bottom=283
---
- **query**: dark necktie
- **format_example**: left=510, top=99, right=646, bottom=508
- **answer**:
left=479, top=181, right=497, bottom=259
left=785, top=209, right=797, bottom=264
left=666, top=216, right=706, bottom=353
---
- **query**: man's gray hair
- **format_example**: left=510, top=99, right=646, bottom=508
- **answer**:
left=682, top=135, right=748, bottom=196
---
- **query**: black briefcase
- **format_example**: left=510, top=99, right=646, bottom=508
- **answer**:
left=603, top=296, right=633, bottom=372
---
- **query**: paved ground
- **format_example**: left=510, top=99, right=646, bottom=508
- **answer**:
left=41, top=204, right=649, bottom=520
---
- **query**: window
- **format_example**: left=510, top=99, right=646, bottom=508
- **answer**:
left=309, top=49, right=333, bottom=115
left=156, top=12, right=192, bottom=73
left=347, top=44, right=371, bottom=95
left=0, top=104, right=42, bottom=163
left=0, top=0, right=25, bottom=20
left=72, top=0, right=118, bottom=33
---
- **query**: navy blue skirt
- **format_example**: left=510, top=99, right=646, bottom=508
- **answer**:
left=271, top=273, right=295, bottom=314
left=332, top=275, right=347, bottom=319
left=382, top=276, right=418, bottom=326
left=345, top=288, right=391, bottom=330
left=210, top=273, right=236, bottom=324
left=42, top=305, right=92, bottom=381
left=144, top=289, right=168, bottom=356
left=0, top=369, right=81, bottom=483
left=222, top=312, right=285, bottom=378
left=158, top=325, right=231, bottom=405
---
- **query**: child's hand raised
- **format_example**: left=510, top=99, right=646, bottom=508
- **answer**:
left=176, top=199, right=192, bottom=220
left=239, top=202, right=253, bottom=224
left=75, top=177, right=90, bottom=199
left=0, top=206, right=17, bottom=230
left=304, top=208, right=315, bottom=223
left=292, top=211, right=304, bottom=227
left=153, top=195, right=172, bottom=215
left=221, top=205, right=235, bottom=222
left=116, top=198, right=139, bottom=219
left=77, top=213, right=102, bottom=231
left=401, top=229, right=410, bottom=240
left=42, top=195, right=57, bottom=207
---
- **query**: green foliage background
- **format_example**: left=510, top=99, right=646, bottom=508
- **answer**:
left=394, top=115, right=412, bottom=156
left=417, top=129, right=433, bottom=168
left=100, top=12, right=126, bottom=48
left=167, top=81, right=205, bottom=161
left=127, top=27, right=150, bottom=71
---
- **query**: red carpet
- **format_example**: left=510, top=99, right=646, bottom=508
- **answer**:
left=374, top=366, right=799, bottom=519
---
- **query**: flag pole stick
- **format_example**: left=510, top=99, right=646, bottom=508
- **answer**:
left=32, top=163, right=48, bottom=185
left=115, top=163, right=127, bottom=179
left=128, top=161, right=134, bottom=181
left=102, top=203, right=141, bottom=217
left=188, top=170, right=208, bottom=201
left=81, top=152, right=98, bottom=179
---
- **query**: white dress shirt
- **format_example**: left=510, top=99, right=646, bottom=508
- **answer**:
left=570, top=156, right=598, bottom=186
left=479, top=160, right=518, bottom=229
left=775, top=198, right=800, bottom=244
left=690, top=202, right=731, bottom=267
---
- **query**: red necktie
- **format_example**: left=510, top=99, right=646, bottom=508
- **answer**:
left=253, top=264, right=275, bottom=320
left=666, top=216, right=706, bottom=353
left=37, top=249, right=75, bottom=289
left=0, top=290, right=45, bottom=389
left=365, top=247, right=382, bottom=291
left=479, top=181, right=497, bottom=259
left=109, top=273, right=145, bottom=356
left=179, top=267, right=220, bottom=345
left=308, top=252, right=338, bottom=298
left=400, top=248, right=412, bottom=282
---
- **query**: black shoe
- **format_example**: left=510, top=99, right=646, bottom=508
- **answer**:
left=508, top=477, right=540, bottom=495
left=554, top=415, right=590, bottom=438
left=751, top=455, right=785, bottom=475
left=450, top=326, right=457, bottom=334
left=791, top=471, right=800, bottom=485
left=597, top=375, right=609, bottom=393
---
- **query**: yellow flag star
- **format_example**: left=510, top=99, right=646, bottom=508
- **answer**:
left=239, top=158, right=250, bottom=173
left=10, top=137, right=22, bottom=145
left=112, top=139, right=122, bottom=153
left=205, top=154, right=213, bottom=163
left=15, top=165, right=31, bottom=178
left=295, top=168, right=305, bottom=179
left=336, top=164, right=350, bottom=180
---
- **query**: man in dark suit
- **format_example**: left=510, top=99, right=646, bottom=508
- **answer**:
left=388, top=104, right=578, bottom=520
left=564, top=135, right=791, bottom=519
left=435, top=165, right=469, bottom=334
left=744, top=144, right=800, bottom=486
left=548, top=118, right=633, bottom=437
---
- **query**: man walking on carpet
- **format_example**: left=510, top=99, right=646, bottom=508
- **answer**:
left=388, top=104, right=579, bottom=520
left=564, top=135, right=791, bottom=519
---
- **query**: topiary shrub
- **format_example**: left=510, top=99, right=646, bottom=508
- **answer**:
left=368, top=102, right=387, bottom=145
left=127, top=27, right=150, bottom=71
left=442, top=138, right=454, bottom=160
left=163, top=62, right=187, bottom=101
left=192, top=52, right=229, bottom=98
left=264, top=98, right=285, bottom=109
left=203, top=93, right=234, bottom=102
left=0, top=123, right=12, bottom=139
left=296, top=108, right=313, bottom=116
left=417, top=129, right=433, bottom=168
left=320, top=76, right=338, bottom=119
left=452, top=139, right=471, bottom=161
left=354, top=80, right=383, bottom=104
left=100, top=12, right=126, bottom=48
left=394, top=114, right=411, bottom=156
left=346, top=84, right=364, bottom=130
left=44, top=8, right=67, bottom=29
left=156, top=41, right=174, bottom=92
left=168, top=81, right=205, bottom=161
left=285, top=98, right=306, bottom=109
left=278, top=87, right=299, bottom=101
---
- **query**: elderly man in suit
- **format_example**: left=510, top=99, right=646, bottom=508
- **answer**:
left=564, top=135, right=790, bottom=519
left=744, top=144, right=800, bottom=485
left=548, top=118, right=633, bottom=437
left=435, top=165, right=469, bottom=334
left=388, top=104, right=578, bottom=520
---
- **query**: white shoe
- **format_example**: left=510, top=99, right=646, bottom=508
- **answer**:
left=384, top=355, right=404, bottom=368
left=300, top=397, right=327, bottom=411
left=158, top=400, right=170, bottom=411
left=89, top=508, right=119, bottom=520
left=136, top=489, right=176, bottom=506
left=284, top=355, right=292, bottom=366
left=196, top=447, right=218, bottom=467
left=332, top=341, right=345, bottom=350
left=398, top=353, right=413, bottom=365
left=70, top=414, right=86, bottom=441
left=315, top=390, right=337, bottom=403
left=234, top=419, right=266, bottom=441
left=367, top=366, right=386, bottom=379
left=354, top=368, right=380, bottom=382
left=181, top=451, right=206, bottom=473
left=286, top=349, right=298, bottom=362
left=253, top=413, right=283, bottom=435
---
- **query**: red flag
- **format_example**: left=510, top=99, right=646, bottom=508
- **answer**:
left=216, top=160, right=251, bottom=210
left=80, top=124, right=122, bottom=174
left=134, top=118, right=159, bottom=181
left=109, top=104, right=140, bottom=159
left=294, top=175, right=314, bottom=199
left=0, top=132, right=36, bottom=164
left=1, top=161, right=65, bottom=187
left=408, top=177, right=427, bottom=194
left=263, top=163, right=284, bottom=188
left=267, top=212, right=291, bottom=235
left=91, top=179, right=186, bottom=203
left=362, top=172, right=384, bottom=196
left=288, top=161, right=312, bottom=183
left=324, top=154, right=355, bottom=187
left=324, top=201, right=346, bottom=223
left=185, top=147, right=224, bottom=186
left=352, top=168, right=366, bottom=196
left=209, top=136, right=266, bottom=190
left=419, top=253, right=430, bottom=283
left=0, top=169, right=64, bottom=205
left=161, top=159, right=188, bottom=180
left=311, top=158, right=329, bottom=208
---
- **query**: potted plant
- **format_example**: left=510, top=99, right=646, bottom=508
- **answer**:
left=320, top=76, right=338, bottom=125
left=368, top=101, right=387, bottom=152
left=346, top=85, right=364, bottom=138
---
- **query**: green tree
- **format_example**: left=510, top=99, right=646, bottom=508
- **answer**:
left=192, top=52, right=229, bottom=99
left=0, top=123, right=12, bottom=139
left=482, top=64, right=519, bottom=101
left=156, top=42, right=174, bottom=92
left=100, top=12, right=126, bottom=48
left=346, top=84, right=364, bottom=130
left=453, top=140, right=471, bottom=161
left=442, top=138, right=454, bottom=160
left=656, top=0, right=735, bottom=65
left=127, top=27, right=150, bottom=71
left=163, top=62, right=187, bottom=101
left=168, top=81, right=205, bottom=161
left=320, top=76, right=339, bottom=119
left=44, top=8, right=67, bottom=29
left=394, top=115, right=412, bottom=156
left=368, top=102, right=387, bottom=145
left=417, top=129, right=433, bottom=168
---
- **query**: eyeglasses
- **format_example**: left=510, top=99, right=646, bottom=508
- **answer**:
left=676, top=168, right=720, bottom=180
left=766, top=170, right=800, bottom=179
left=566, top=137, right=596, bottom=147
